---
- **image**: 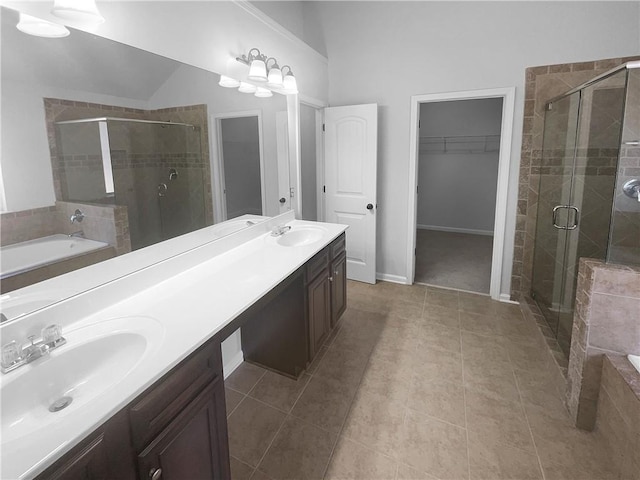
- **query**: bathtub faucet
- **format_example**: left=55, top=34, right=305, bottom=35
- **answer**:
left=70, top=209, right=85, bottom=223
left=68, top=230, right=85, bottom=238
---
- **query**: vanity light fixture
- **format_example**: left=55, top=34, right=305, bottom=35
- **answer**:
left=281, top=66, right=298, bottom=94
left=238, top=82, right=257, bottom=94
left=255, top=87, right=273, bottom=98
left=237, top=48, right=268, bottom=82
left=218, top=75, right=240, bottom=88
left=236, top=48, right=298, bottom=94
left=51, top=0, right=105, bottom=25
left=266, top=58, right=283, bottom=88
left=16, top=13, right=70, bottom=38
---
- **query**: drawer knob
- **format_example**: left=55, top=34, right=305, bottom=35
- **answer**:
left=149, top=467, right=162, bottom=480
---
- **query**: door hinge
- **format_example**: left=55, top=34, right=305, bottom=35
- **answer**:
left=418, top=120, right=421, bottom=129
left=323, top=185, right=326, bottom=193
left=416, top=185, right=419, bottom=194
left=322, top=123, right=325, bottom=132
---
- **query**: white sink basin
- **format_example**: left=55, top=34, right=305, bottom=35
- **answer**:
left=276, top=226, right=326, bottom=247
left=1, top=316, right=163, bottom=444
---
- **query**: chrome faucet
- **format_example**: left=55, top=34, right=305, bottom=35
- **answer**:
left=70, top=209, right=85, bottom=223
left=1, top=324, right=66, bottom=373
left=271, top=225, right=292, bottom=237
left=68, top=230, right=85, bottom=238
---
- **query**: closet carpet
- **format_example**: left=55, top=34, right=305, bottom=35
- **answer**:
left=414, top=229, right=493, bottom=294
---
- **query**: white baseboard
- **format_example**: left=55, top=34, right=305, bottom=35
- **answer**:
left=223, top=350, right=244, bottom=379
left=499, top=293, right=519, bottom=304
left=417, top=224, right=494, bottom=236
left=376, top=273, right=409, bottom=285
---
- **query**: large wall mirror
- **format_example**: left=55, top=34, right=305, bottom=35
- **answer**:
left=0, top=6, right=294, bottom=322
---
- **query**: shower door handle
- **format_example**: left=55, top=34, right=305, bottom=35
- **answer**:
left=552, top=205, right=579, bottom=230
left=567, top=206, right=579, bottom=230
left=552, top=205, right=565, bottom=229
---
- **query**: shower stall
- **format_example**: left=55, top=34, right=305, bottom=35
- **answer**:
left=531, top=61, right=640, bottom=357
left=54, top=117, right=207, bottom=250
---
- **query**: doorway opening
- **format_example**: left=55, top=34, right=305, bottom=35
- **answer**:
left=211, top=111, right=266, bottom=222
left=407, top=88, right=515, bottom=299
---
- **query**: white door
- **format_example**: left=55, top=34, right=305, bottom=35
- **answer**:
left=324, top=104, right=378, bottom=284
left=276, top=111, right=291, bottom=214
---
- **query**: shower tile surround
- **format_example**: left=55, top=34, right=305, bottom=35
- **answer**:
left=43, top=99, right=214, bottom=241
left=566, top=259, right=640, bottom=430
left=511, top=55, right=640, bottom=301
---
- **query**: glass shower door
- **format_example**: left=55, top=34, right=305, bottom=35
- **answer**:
left=531, top=91, right=581, bottom=338
left=556, top=70, right=627, bottom=353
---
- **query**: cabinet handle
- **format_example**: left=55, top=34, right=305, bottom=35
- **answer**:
left=149, top=468, right=162, bottom=480
left=329, top=276, right=334, bottom=282
left=335, top=270, right=339, bottom=276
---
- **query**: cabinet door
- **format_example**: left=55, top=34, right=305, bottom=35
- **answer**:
left=137, top=379, right=230, bottom=480
left=45, top=434, right=109, bottom=480
left=330, top=251, right=347, bottom=327
left=308, top=268, right=331, bottom=359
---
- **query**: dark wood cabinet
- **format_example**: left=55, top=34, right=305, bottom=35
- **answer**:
left=35, top=232, right=347, bottom=479
left=330, top=251, right=347, bottom=327
left=306, top=233, right=347, bottom=362
left=137, top=378, right=229, bottom=480
left=36, top=410, right=136, bottom=480
left=307, top=265, right=331, bottom=359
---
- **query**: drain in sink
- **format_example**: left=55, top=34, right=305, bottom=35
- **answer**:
left=49, top=396, right=73, bottom=412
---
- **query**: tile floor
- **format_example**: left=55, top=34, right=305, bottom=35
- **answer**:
left=225, top=281, right=618, bottom=480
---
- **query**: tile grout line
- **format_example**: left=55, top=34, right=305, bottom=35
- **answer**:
left=459, top=306, right=472, bottom=480
left=511, top=355, right=548, bottom=480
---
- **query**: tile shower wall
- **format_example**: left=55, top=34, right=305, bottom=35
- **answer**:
left=43, top=99, right=214, bottom=236
left=610, top=68, right=640, bottom=265
left=567, top=259, right=640, bottom=430
left=512, top=55, right=640, bottom=300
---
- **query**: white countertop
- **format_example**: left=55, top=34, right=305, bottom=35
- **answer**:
left=0, top=216, right=347, bottom=479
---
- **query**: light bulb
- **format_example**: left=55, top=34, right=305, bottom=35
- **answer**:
left=255, top=87, right=273, bottom=98
left=238, top=82, right=257, bottom=94
left=52, top=0, right=105, bottom=25
left=16, top=13, right=70, bottom=38
left=218, top=75, right=240, bottom=88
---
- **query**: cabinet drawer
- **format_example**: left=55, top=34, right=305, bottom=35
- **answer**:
left=129, top=342, right=221, bottom=451
left=330, top=234, right=346, bottom=260
left=305, top=248, right=329, bottom=283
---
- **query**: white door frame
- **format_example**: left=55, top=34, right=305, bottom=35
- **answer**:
left=300, top=94, right=328, bottom=221
left=209, top=110, right=266, bottom=223
left=407, top=87, right=515, bottom=300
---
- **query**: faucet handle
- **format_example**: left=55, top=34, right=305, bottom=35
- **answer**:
left=42, top=324, right=64, bottom=347
left=1, top=341, right=21, bottom=367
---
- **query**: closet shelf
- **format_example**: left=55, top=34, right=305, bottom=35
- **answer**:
left=419, top=134, right=500, bottom=154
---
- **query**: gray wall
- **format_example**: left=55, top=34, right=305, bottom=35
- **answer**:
left=300, top=104, right=317, bottom=221
left=220, top=116, right=262, bottom=219
left=418, top=98, right=503, bottom=234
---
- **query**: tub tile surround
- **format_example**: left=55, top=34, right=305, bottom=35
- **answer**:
left=225, top=282, right=620, bottom=480
left=511, top=55, right=640, bottom=301
left=594, top=355, right=640, bottom=480
left=567, top=259, right=640, bottom=430
left=0, top=201, right=127, bottom=292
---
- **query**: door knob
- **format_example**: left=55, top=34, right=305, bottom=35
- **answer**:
left=366, top=203, right=374, bottom=210
left=279, top=197, right=286, bottom=204
left=149, top=468, right=162, bottom=480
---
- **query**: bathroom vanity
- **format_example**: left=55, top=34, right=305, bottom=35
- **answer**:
left=0, top=214, right=347, bottom=480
